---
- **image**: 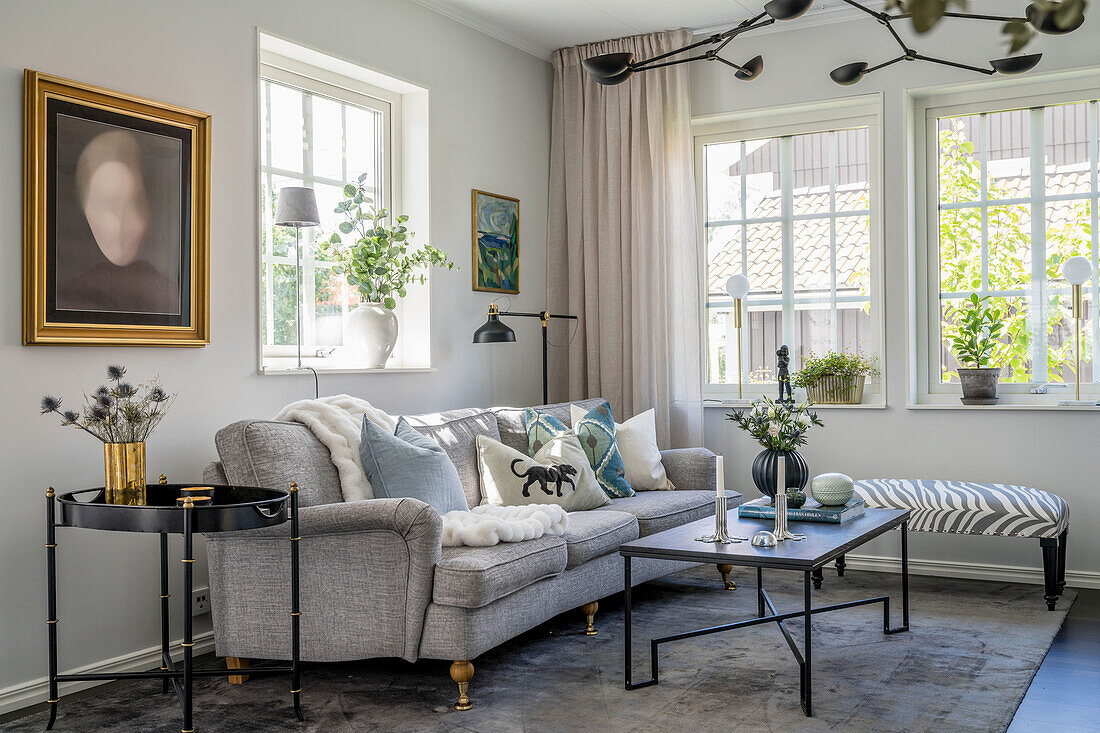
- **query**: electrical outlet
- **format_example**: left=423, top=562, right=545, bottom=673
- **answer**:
left=192, top=587, right=211, bottom=617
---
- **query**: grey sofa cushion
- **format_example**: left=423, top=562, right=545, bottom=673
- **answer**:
left=562, top=510, right=638, bottom=568
left=359, top=418, right=468, bottom=515
left=660, top=448, right=718, bottom=492
left=597, top=490, right=729, bottom=536
left=433, top=536, right=567, bottom=608
left=493, top=398, right=604, bottom=453
left=405, top=410, right=500, bottom=508
left=215, top=420, right=343, bottom=506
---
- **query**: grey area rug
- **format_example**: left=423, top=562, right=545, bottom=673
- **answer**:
left=7, top=567, right=1073, bottom=733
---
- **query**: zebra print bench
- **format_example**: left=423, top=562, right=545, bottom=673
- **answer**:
left=832, top=479, right=1070, bottom=610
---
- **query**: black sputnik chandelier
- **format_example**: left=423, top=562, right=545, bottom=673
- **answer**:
left=581, top=0, right=1084, bottom=88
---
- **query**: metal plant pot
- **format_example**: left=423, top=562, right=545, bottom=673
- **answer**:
left=751, top=449, right=809, bottom=500
left=958, top=366, right=1002, bottom=405
left=805, top=374, right=866, bottom=404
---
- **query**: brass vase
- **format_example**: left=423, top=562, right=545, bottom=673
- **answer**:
left=104, top=442, right=147, bottom=505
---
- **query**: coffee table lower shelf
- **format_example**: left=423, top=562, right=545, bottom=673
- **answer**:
left=621, top=515, right=910, bottom=718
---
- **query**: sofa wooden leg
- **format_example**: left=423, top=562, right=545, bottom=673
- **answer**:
left=717, top=564, right=736, bottom=590
left=1041, top=537, right=1059, bottom=611
left=226, top=657, right=249, bottom=684
left=450, top=660, right=474, bottom=711
left=581, top=601, right=599, bottom=635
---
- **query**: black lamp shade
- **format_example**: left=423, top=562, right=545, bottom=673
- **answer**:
left=594, top=68, right=634, bottom=86
left=735, top=55, right=765, bottom=81
left=582, top=53, right=634, bottom=79
left=473, top=313, right=516, bottom=343
left=830, top=62, right=868, bottom=85
left=1027, top=3, right=1085, bottom=34
left=765, top=0, right=814, bottom=21
left=990, top=53, right=1043, bottom=75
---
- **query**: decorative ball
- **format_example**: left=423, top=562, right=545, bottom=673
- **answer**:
left=751, top=530, right=777, bottom=548
left=811, top=472, right=854, bottom=506
left=786, top=489, right=807, bottom=509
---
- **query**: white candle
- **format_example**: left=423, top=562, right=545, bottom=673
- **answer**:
left=777, top=453, right=786, bottom=497
left=717, top=483, right=725, bottom=498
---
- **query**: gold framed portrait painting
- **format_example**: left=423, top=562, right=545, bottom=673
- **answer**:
left=23, top=70, right=211, bottom=346
left=472, top=189, right=519, bottom=294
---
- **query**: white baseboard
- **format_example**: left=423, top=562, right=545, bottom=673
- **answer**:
left=0, top=631, right=215, bottom=717
left=843, top=553, right=1100, bottom=590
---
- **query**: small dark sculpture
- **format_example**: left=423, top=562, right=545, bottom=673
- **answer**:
left=511, top=460, right=577, bottom=498
left=776, top=345, right=794, bottom=404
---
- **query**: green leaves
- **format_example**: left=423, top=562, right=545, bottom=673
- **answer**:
left=948, top=294, right=1006, bottom=367
left=315, top=180, right=457, bottom=310
left=791, top=351, right=881, bottom=389
left=886, top=0, right=1087, bottom=51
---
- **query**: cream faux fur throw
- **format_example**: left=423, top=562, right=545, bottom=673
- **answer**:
left=274, top=396, right=570, bottom=547
left=274, top=394, right=396, bottom=502
left=441, top=504, right=569, bottom=547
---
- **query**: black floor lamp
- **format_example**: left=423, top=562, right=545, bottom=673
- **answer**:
left=473, top=303, right=578, bottom=405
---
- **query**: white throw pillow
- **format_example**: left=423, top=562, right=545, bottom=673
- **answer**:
left=475, top=434, right=611, bottom=511
left=571, top=406, right=673, bottom=491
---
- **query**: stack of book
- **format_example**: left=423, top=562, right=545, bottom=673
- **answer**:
left=737, top=496, right=865, bottom=524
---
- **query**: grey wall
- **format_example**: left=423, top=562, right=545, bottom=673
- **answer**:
left=0, top=0, right=552, bottom=703
left=693, top=7, right=1100, bottom=584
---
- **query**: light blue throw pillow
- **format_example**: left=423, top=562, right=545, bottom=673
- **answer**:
left=359, top=416, right=468, bottom=515
left=525, top=403, right=635, bottom=499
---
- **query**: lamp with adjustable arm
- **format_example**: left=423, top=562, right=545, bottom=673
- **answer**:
left=473, top=303, right=578, bottom=405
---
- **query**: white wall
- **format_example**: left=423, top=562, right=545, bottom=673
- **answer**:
left=0, top=0, right=551, bottom=706
left=692, top=8, right=1100, bottom=584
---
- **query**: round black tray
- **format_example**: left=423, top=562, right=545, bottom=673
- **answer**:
left=57, top=483, right=290, bottom=534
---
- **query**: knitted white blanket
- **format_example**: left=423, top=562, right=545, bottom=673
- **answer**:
left=441, top=504, right=569, bottom=547
left=274, top=396, right=570, bottom=546
left=274, top=394, right=395, bottom=502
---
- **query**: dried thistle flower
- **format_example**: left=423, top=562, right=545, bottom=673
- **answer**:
left=106, top=365, right=126, bottom=381
left=60, top=410, right=80, bottom=424
left=39, top=365, right=175, bottom=444
left=40, top=396, right=62, bottom=414
left=115, top=383, right=137, bottom=398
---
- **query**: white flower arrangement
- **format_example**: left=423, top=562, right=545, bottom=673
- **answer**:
left=726, top=395, right=824, bottom=452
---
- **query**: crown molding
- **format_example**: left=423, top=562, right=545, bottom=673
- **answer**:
left=690, top=1, right=884, bottom=38
left=410, top=0, right=555, bottom=60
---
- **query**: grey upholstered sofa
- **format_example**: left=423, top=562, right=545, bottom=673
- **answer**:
left=202, top=398, right=738, bottom=710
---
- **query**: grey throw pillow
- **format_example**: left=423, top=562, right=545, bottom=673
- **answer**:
left=359, top=416, right=468, bottom=515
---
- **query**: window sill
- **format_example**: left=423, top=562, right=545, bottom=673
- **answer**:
left=704, top=399, right=887, bottom=410
left=907, top=402, right=1100, bottom=411
left=260, top=365, right=436, bottom=376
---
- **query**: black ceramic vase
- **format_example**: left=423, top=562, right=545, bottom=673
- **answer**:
left=751, top=449, right=809, bottom=499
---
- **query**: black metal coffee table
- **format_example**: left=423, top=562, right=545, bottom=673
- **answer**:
left=44, top=477, right=304, bottom=732
left=620, top=507, right=911, bottom=717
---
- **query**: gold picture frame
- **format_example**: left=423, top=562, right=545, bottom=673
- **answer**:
left=472, top=189, right=520, bottom=294
left=23, top=69, right=211, bottom=346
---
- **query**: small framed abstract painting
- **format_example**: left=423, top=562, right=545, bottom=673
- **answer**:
left=472, top=189, right=519, bottom=294
left=23, top=70, right=211, bottom=346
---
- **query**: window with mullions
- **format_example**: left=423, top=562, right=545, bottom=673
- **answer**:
left=259, top=69, right=390, bottom=362
left=699, top=120, right=881, bottom=397
left=934, top=100, right=1100, bottom=390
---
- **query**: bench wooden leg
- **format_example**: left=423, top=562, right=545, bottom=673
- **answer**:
left=1040, top=537, right=1059, bottom=611
left=1057, top=528, right=1068, bottom=595
left=812, top=567, right=824, bottom=590
left=226, top=657, right=249, bottom=684
left=835, top=555, right=846, bottom=576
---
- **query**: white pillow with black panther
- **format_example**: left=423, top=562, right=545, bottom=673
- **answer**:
left=475, top=434, right=611, bottom=511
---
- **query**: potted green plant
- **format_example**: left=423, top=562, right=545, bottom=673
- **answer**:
left=726, top=396, right=824, bottom=503
left=321, top=175, right=456, bottom=368
left=791, top=351, right=880, bottom=405
left=948, top=293, right=1006, bottom=404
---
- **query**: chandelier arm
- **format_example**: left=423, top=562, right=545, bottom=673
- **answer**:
left=714, top=55, right=751, bottom=73
left=840, top=0, right=883, bottom=20
left=864, top=55, right=907, bottom=75
left=883, top=18, right=910, bottom=52
left=914, top=53, right=996, bottom=75
left=941, top=11, right=1027, bottom=23
left=633, top=35, right=723, bottom=68
left=633, top=53, right=710, bottom=73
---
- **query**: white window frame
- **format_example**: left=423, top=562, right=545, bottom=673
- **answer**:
left=693, top=96, right=886, bottom=405
left=913, top=80, right=1100, bottom=406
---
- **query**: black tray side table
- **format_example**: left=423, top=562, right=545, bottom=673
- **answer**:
left=44, top=477, right=304, bottom=732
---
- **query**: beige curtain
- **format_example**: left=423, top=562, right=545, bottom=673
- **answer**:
left=546, top=30, right=703, bottom=448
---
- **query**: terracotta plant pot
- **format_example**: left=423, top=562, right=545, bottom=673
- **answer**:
left=958, top=366, right=1001, bottom=405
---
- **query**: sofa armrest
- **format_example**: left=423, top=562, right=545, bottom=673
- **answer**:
left=660, top=448, right=718, bottom=492
left=205, top=498, right=442, bottom=663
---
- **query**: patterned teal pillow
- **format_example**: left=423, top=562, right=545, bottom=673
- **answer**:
left=524, top=403, right=635, bottom=499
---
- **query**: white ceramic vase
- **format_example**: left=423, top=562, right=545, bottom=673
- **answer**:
left=345, top=303, right=398, bottom=368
